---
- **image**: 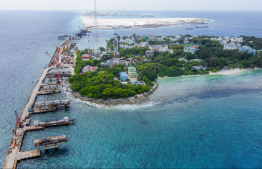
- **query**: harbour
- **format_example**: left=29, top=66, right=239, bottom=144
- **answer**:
left=3, top=37, right=76, bottom=169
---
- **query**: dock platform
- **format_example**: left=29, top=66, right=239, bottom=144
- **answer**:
left=16, top=149, right=41, bottom=161
left=34, top=117, right=75, bottom=127
left=29, top=100, right=70, bottom=114
left=46, top=73, right=72, bottom=78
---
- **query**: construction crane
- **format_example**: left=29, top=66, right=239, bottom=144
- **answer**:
left=91, top=40, right=94, bottom=56
left=45, top=51, right=51, bottom=58
left=88, top=34, right=91, bottom=56
left=15, top=111, right=21, bottom=127
left=114, top=29, right=119, bottom=58
left=46, top=52, right=55, bottom=67
left=93, top=0, right=99, bottom=57
left=53, top=42, right=58, bottom=47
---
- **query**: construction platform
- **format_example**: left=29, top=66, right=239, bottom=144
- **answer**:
left=33, top=135, right=69, bottom=148
left=37, top=91, right=56, bottom=95
left=29, top=100, right=70, bottom=114
left=41, top=83, right=62, bottom=87
left=34, top=117, right=75, bottom=127
left=39, top=85, right=61, bottom=94
left=22, top=117, right=75, bottom=132
left=46, top=73, right=72, bottom=78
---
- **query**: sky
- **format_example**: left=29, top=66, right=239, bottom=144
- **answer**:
left=0, top=0, right=262, bottom=11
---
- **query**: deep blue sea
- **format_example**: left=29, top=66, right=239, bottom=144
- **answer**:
left=1, top=10, right=262, bottom=168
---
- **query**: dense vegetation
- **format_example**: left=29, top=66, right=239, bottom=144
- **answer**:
left=241, top=36, right=262, bottom=50
left=136, top=51, right=208, bottom=83
left=68, top=71, right=149, bottom=99
left=69, top=51, right=150, bottom=100
left=106, top=38, right=114, bottom=50
left=119, top=47, right=149, bottom=58
left=194, top=39, right=261, bottom=70
left=69, top=34, right=262, bottom=100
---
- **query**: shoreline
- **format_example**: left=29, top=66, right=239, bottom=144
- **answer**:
left=158, top=68, right=253, bottom=80
left=68, top=82, right=158, bottom=108
left=69, top=68, right=258, bottom=108
left=209, top=68, right=251, bottom=75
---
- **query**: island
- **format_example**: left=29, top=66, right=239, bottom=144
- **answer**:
left=68, top=34, right=262, bottom=106
left=81, top=16, right=210, bottom=30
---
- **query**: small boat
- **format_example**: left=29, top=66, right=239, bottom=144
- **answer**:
left=197, top=79, right=199, bottom=81
left=211, top=78, right=213, bottom=80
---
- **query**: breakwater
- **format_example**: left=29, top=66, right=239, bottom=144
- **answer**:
left=3, top=38, right=72, bottom=169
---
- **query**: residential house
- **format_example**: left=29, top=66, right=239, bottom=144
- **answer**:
left=145, top=50, right=154, bottom=57
left=100, top=58, right=119, bottom=67
left=178, top=57, right=188, bottom=62
left=184, top=40, right=189, bottom=44
left=184, top=46, right=199, bottom=54
left=193, top=65, right=205, bottom=70
left=189, top=59, right=203, bottom=62
left=149, top=45, right=168, bottom=51
left=131, top=81, right=141, bottom=85
left=119, top=72, right=128, bottom=82
left=128, top=67, right=138, bottom=78
left=82, top=54, right=90, bottom=60
left=82, top=65, right=98, bottom=73
left=239, top=46, right=256, bottom=56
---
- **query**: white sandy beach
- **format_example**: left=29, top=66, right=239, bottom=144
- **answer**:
left=209, top=68, right=249, bottom=75
left=81, top=16, right=209, bottom=29
left=157, top=68, right=250, bottom=80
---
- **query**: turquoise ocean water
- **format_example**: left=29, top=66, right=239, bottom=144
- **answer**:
left=0, top=11, right=262, bottom=168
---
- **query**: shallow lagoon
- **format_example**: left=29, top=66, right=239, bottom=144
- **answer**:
left=17, top=70, right=262, bottom=168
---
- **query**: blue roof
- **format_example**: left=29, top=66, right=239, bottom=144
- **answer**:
left=131, top=81, right=141, bottom=85
left=120, top=72, right=127, bottom=75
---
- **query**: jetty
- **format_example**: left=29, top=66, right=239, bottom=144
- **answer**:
left=33, top=117, right=75, bottom=128
left=3, top=37, right=73, bottom=169
left=29, top=100, right=70, bottom=114
left=21, top=117, right=75, bottom=132
left=33, top=135, right=69, bottom=150
left=3, top=67, right=52, bottom=169
left=38, top=85, right=61, bottom=95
